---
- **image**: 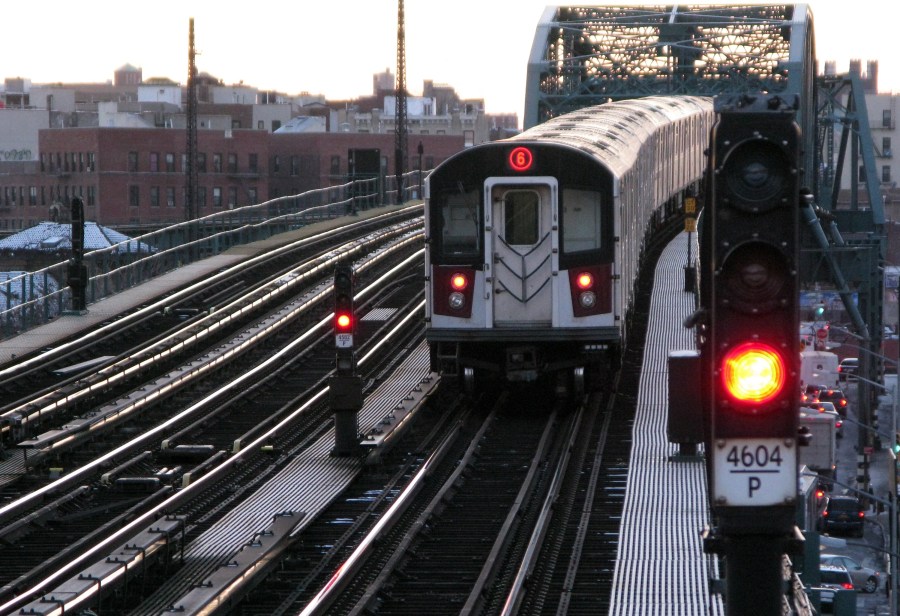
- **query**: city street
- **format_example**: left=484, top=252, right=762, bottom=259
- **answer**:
left=822, top=377, right=896, bottom=614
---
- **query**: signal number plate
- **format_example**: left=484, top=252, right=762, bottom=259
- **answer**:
left=713, top=438, right=796, bottom=506
left=335, top=333, right=354, bottom=349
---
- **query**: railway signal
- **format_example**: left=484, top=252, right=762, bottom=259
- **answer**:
left=707, top=93, right=802, bottom=532
left=330, top=262, right=362, bottom=455
left=333, top=263, right=355, bottom=367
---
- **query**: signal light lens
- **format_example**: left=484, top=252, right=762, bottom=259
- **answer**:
left=576, top=272, right=594, bottom=290
left=450, top=273, right=468, bottom=291
left=721, top=342, right=786, bottom=405
left=722, top=141, right=790, bottom=212
left=336, top=313, right=352, bottom=331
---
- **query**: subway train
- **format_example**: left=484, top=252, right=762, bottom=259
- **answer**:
left=424, top=95, right=715, bottom=392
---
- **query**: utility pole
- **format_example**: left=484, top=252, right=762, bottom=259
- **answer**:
left=394, top=0, right=408, bottom=204
left=185, top=18, right=199, bottom=259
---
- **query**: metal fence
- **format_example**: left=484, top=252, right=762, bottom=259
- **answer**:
left=0, top=170, right=425, bottom=339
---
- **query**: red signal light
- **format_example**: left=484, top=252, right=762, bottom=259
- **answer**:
left=721, top=342, right=787, bottom=406
left=508, top=146, right=534, bottom=172
left=336, top=312, right=352, bottom=331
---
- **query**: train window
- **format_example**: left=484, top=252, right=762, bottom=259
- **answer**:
left=440, top=191, right=481, bottom=256
left=504, top=191, right=539, bottom=245
left=562, top=189, right=601, bottom=253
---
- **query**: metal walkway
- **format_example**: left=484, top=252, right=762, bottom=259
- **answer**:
left=608, top=231, right=724, bottom=615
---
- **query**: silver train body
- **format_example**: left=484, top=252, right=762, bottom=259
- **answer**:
left=424, top=96, right=715, bottom=388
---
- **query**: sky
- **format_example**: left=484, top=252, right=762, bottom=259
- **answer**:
left=2, top=1, right=897, bottom=122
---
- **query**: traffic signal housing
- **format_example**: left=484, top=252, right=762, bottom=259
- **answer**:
left=709, top=93, right=801, bottom=441
left=333, top=263, right=355, bottom=375
left=705, top=94, right=802, bottom=534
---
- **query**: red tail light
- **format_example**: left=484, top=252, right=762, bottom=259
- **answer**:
left=575, top=272, right=594, bottom=289
left=858, top=510, right=865, bottom=518
left=841, top=582, right=854, bottom=590
left=450, top=273, right=468, bottom=291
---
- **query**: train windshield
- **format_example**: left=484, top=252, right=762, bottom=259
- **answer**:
left=437, top=189, right=481, bottom=257
left=561, top=189, right=602, bottom=254
left=504, top=191, right=540, bottom=245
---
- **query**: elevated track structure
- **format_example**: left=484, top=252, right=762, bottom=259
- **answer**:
left=526, top=2, right=887, bottom=467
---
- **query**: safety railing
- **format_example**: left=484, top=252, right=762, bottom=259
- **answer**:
left=0, top=170, right=426, bottom=339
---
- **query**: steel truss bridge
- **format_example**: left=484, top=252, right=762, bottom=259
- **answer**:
left=526, top=3, right=888, bottom=457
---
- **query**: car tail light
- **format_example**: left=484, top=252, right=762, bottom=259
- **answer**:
left=841, top=582, right=854, bottom=590
left=838, top=399, right=847, bottom=407
left=858, top=510, right=865, bottom=518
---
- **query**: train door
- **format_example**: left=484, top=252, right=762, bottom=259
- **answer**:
left=484, top=178, right=558, bottom=327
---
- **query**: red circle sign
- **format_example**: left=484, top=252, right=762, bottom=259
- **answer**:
left=816, top=328, right=827, bottom=340
left=508, top=146, right=533, bottom=172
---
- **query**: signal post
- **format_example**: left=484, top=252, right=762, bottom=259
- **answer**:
left=701, top=93, right=803, bottom=613
left=330, top=262, right=363, bottom=456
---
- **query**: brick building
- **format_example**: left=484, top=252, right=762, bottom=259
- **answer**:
left=0, top=127, right=464, bottom=229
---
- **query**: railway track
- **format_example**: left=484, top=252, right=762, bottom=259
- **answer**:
left=0, top=216, right=430, bottom=613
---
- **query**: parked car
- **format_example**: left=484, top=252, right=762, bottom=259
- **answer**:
left=815, top=387, right=849, bottom=417
left=820, top=494, right=865, bottom=537
left=838, top=358, right=858, bottom=382
left=820, top=554, right=880, bottom=593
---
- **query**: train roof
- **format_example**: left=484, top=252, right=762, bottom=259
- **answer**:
left=507, top=95, right=714, bottom=177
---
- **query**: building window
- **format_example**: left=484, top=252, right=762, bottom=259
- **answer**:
left=213, top=153, right=222, bottom=173
left=196, top=152, right=206, bottom=173
left=165, top=153, right=175, bottom=172
left=258, top=120, right=264, bottom=129
left=227, top=153, right=238, bottom=173
left=40, top=154, right=46, bottom=172
left=213, top=186, right=222, bottom=207
left=197, top=186, right=207, bottom=208
left=884, top=137, right=893, bottom=157
left=291, top=156, right=299, bottom=176
left=248, top=153, right=258, bottom=174
left=166, top=186, right=176, bottom=207
left=129, top=185, right=140, bottom=207
left=884, top=109, right=892, bottom=129
left=29, top=186, right=37, bottom=206
left=78, top=152, right=85, bottom=172
left=87, top=152, right=96, bottom=172
left=150, top=186, right=160, bottom=207
left=149, top=152, right=159, bottom=173
left=87, top=185, right=96, bottom=206
left=128, top=151, right=139, bottom=172
left=883, top=165, right=892, bottom=183
left=228, top=187, right=238, bottom=208
left=330, top=155, right=340, bottom=175
left=248, top=187, right=258, bottom=203
left=273, top=155, right=280, bottom=174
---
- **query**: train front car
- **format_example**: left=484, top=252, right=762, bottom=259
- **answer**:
left=424, top=96, right=714, bottom=393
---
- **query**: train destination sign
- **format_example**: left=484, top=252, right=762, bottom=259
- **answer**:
left=713, top=438, right=796, bottom=506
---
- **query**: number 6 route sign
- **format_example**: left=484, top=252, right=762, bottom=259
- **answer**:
left=713, top=438, right=797, bottom=506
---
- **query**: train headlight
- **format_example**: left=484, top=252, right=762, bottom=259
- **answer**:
left=449, top=292, right=466, bottom=310
left=579, top=291, right=596, bottom=309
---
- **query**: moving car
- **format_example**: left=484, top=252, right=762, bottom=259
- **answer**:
left=837, top=358, right=858, bottom=382
left=820, top=554, right=880, bottom=593
left=814, top=387, right=849, bottom=417
left=820, top=494, right=865, bottom=537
